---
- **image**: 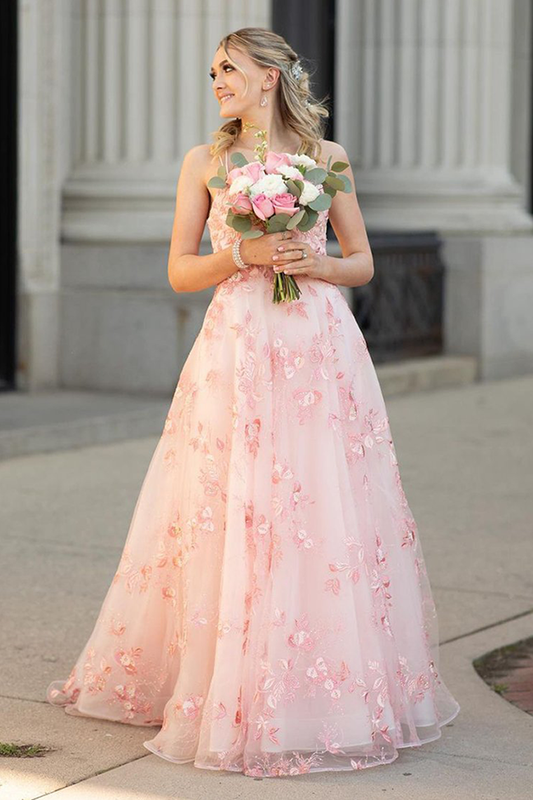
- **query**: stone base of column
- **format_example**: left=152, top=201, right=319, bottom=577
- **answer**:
left=356, top=172, right=533, bottom=235
left=62, top=174, right=177, bottom=243
left=16, top=289, right=60, bottom=390
left=58, top=242, right=215, bottom=394
left=442, top=233, right=533, bottom=380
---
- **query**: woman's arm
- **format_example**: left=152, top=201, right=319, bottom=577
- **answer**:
left=322, top=142, right=374, bottom=289
left=167, top=145, right=238, bottom=293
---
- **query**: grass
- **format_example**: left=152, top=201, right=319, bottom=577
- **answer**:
left=473, top=635, right=533, bottom=683
left=491, top=683, right=510, bottom=695
left=0, top=741, right=53, bottom=758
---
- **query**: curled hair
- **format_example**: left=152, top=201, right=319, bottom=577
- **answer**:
left=208, top=27, right=330, bottom=164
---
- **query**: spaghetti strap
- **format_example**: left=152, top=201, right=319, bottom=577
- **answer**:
left=217, top=151, right=229, bottom=172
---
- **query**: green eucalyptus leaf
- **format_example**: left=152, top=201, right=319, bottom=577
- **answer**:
left=325, top=174, right=345, bottom=191
left=303, top=167, right=328, bottom=184
left=231, top=214, right=252, bottom=232
left=336, top=174, right=353, bottom=193
left=297, top=208, right=318, bottom=231
left=330, top=160, right=349, bottom=172
left=285, top=178, right=302, bottom=198
left=266, top=213, right=291, bottom=233
left=241, top=228, right=265, bottom=239
left=307, top=193, right=332, bottom=212
left=207, top=176, right=227, bottom=189
left=322, top=183, right=336, bottom=198
left=217, top=164, right=227, bottom=179
left=230, top=152, right=249, bottom=167
left=285, top=208, right=306, bottom=229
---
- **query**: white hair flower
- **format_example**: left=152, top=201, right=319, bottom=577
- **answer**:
left=291, top=60, right=303, bottom=80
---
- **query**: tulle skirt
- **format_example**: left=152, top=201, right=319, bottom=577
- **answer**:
left=47, top=266, right=460, bottom=777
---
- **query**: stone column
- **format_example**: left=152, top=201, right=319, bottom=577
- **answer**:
left=63, top=0, right=271, bottom=242
left=59, top=0, right=271, bottom=394
left=336, top=0, right=533, bottom=380
left=17, top=0, right=68, bottom=389
left=336, top=0, right=533, bottom=233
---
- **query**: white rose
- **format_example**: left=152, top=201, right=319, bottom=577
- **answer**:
left=249, top=173, right=288, bottom=198
left=289, top=153, right=317, bottom=169
left=299, top=180, right=320, bottom=205
left=274, top=165, right=303, bottom=181
left=228, top=174, right=254, bottom=197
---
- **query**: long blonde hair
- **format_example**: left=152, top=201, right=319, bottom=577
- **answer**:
left=208, top=27, right=330, bottom=164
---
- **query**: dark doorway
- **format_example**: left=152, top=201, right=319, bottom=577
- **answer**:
left=0, top=1, right=17, bottom=390
left=271, top=0, right=336, bottom=142
left=530, top=8, right=533, bottom=214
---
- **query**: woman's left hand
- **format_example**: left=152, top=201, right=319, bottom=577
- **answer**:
left=271, top=242, right=329, bottom=280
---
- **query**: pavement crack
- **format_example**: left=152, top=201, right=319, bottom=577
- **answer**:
left=440, top=607, right=533, bottom=646
left=31, top=754, right=150, bottom=799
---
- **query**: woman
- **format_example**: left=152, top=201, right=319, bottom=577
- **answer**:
left=46, top=27, right=460, bottom=778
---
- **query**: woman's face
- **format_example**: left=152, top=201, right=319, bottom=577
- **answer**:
left=209, top=46, right=274, bottom=119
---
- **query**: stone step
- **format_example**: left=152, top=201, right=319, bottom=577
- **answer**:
left=0, top=354, right=478, bottom=460
left=376, top=354, right=478, bottom=396
left=0, top=390, right=168, bottom=461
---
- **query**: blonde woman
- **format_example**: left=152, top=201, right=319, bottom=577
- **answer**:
left=47, top=27, right=460, bottom=778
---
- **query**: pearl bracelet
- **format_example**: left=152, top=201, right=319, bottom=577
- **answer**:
left=232, top=238, right=249, bottom=270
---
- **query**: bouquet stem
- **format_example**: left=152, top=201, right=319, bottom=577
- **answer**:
left=272, top=272, right=301, bottom=303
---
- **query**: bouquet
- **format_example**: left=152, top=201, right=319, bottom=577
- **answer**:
left=208, top=126, right=353, bottom=303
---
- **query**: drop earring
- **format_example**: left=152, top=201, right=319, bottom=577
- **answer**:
left=260, top=91, right=268, bottom=107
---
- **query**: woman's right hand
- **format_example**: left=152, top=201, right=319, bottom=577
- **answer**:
left=239, top=230, right=295, bottom=267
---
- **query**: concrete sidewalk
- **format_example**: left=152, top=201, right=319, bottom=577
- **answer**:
left=1, top=374, right=532, bottom=799
left=0, top=354, right=477, bottom=460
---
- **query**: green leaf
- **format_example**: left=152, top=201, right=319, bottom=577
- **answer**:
left=330, top=160, right=349, bottom=172
left=324, top=174, right=345, bottom=191
left=307, top=193, right=332, bottom=212
left=217, top=164, right=227, bottom=179
left=241, top=228, right=265, bottom=239
left=326, top=155, right=332, bottom=171
left=266, top=213, right=291, bottom=233
left=230, top=151, right=249, bottom=167
left=207, top=176, right=227, bottom=189
left=285, top=178, right=303, bottom=198
left=297, top=208, right=318, bottom=231
left=336, top=174, right=353, bottom=193
left=322, top=183, right=336, bottom=198
left=230, top=214, right=252, bottom=233
left=285, top=208, right=306, bottom=229
left=303, top=167, right=328, bottom=184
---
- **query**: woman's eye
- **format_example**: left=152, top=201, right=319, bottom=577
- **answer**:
left=210, top=65, right=233, bottom=80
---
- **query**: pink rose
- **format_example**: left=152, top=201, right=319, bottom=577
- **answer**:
left=240, top=161, right=265, bottom=182
left=226, top=166, right=245, bottom=184
left=264, top=151, right=292, bottom=173
left=272, top=192, right=299, bottom=216
left=251, top=193, right=275, bottom=221
left=229, top=192, right=253, bottom=214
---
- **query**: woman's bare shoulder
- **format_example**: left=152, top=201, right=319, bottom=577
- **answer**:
left=316, top=138, right=348, bottom=165
left=180, top=144, right=222, bottom=200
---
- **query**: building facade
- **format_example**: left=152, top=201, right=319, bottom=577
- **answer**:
left=11, top=0, right=533, bottom=395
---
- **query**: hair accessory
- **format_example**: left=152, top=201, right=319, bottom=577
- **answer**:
left=291, top=60, right=303, bottom=80
left=232, top=238, right=249, bottom=270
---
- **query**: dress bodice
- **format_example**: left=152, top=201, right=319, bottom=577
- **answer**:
left=206, top=184, right=329, bottom=258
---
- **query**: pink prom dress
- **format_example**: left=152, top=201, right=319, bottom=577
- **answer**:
left=46, top=154, right=460, bottom=778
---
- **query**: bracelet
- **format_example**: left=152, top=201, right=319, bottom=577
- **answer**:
left=232, top=238, right=249, bottom=270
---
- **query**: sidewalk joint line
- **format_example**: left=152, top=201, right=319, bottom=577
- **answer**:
left=440, top=606, right=533, bottom=646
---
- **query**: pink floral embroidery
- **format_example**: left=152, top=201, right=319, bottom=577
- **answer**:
left=46, top=168, right=460, bottom=777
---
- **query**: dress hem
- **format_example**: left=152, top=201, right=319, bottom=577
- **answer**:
left=140, top=702, right=461, bottom=778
